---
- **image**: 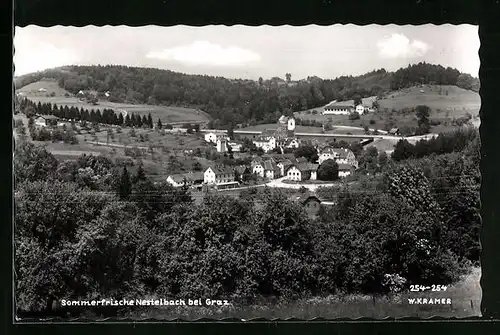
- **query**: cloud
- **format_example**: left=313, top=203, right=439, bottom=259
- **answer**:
left=146, top=41, right=261, bottom=66
left=377, top=33, right=430, bottom=58
left=14, top=42, right=80, bottom=76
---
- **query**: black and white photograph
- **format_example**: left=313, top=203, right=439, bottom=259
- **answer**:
left=13, top=24, right=481, bottom=320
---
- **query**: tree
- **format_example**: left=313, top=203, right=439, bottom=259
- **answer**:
left=157, top=118, right=163, bottom=130
left=118, top=166, right=132, bottom=199
left=14, top=141, right=59, bottom=187
left=133, top=163, right=147, bottom=184
left=147, top=113, right=154, bottom=128
left=258, top=77, right=263, bottom=86
left=317, top=159, right=339, bottom=181
left=192, top=161, right=203, bottom=171
left=294, top=145, right=319, bottom=163
left=285, top=73, right=292, bottom=83
left=415, top=105, right=431, bottom=135
left=353, top=94, right=362, bottom=106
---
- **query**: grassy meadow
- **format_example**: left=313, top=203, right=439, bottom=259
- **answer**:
left=16, top=80, right=212, bottom=124
left=294, top=85, right=480, bottom=134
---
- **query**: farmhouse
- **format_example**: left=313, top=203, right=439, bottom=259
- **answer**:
left=216, top=139, right=228, bottom=153
left=234, top=165, right=251, bottom=182
left=204, top=166, right=238, bottom=189
left=166, top=172, right=204, bottom=188
left=292, top=192, right=322, bottom=217
left=277, top=159, right=294, bottom=176
left=286, top=162, right=319, bottom=181
left=323, top=104, right=354, bottom=115
left=251, top=159, right=265, bottom=178
left=253, top=135, right=276, bottom=153
left=338, top=163, right=356, bottom=177
left=205, top=132, right=228, bottom=144
left=355, top=104, right=367, bottom=114
left=34, top=115, right=59, bottom=127
left=263, top=160, right=281, bottom=180
left=318, top=147, right=358, bottom=167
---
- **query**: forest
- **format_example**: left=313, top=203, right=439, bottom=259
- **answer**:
left=15, top=63, right=479, bottom=129
left=14, top=123, right=481, bottom=317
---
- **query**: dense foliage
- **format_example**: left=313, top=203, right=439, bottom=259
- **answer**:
left=14, top=126, right=480, bottom=317
left=15, top=63, right=478, bottom=128
left=390, top=62, right=479, bottom=91
left=392, top=126, right=479, bottom=161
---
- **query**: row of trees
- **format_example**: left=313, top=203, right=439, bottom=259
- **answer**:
left=15, top=63, right=477, bottom=128
left=18, top=97, right=202, bottom=132
left=391, top=126, right=479, bottom=161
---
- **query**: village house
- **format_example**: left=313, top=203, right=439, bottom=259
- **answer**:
left=205, top=132, right=229, bottom=144
left=166, top=172, right=204, bottom=188
left=203, top=166, right=239, bottom=189
left=338, top=163, right=356, bottom=178
left=286, top=162, right=319, bottom=181
left=216, top=139, right=228, bottom=153
left=34, top=115, right=59, bottom=128
left=355, top=104, right=367, bottom=114
left=234, top=165, right=251, bottom=182
left=228, top=142, right=242, bottom=152
left=292, top=192, right=323, bottom=218
left=322, top=104, right=354, bottom=115
left=263, top=160, right=281, bottom=180
left=318, top=147, right=358, bottom=168
left=251, top=160, right=265, bottom=178
left=253, top=135, right=276, bottom=153
left=277, top=159, right=294, bottom=177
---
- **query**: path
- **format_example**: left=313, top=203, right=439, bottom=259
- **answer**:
left=265, top=177, right=343, bottom=191
left=86, top=141, right=149, bottom=150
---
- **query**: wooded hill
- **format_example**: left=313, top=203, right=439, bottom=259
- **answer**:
left=15, top=63, right=479, bottom=128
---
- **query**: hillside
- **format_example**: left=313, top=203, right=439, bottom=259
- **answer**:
left=377, top=84, right=480, bottom=117
left=15, top=63, right=478, bottom=128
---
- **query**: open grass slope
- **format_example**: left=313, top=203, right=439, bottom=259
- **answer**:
left=293, top=85, right=480, bottom=134
left=16, top=80, right=212, bottom=124
left=378, top=84, right=480, bottom=117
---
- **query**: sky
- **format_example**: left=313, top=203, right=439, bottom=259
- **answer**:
left=14, top=24, right=479, bottom=80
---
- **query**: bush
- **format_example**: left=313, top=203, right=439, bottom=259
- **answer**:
left=369, top=119, right=376, bottom=125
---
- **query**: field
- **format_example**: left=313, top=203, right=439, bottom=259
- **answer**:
left=16, top=80, right=212, bottom=124
left=238, top=124, right=366, bottom=135
left=120, top=266, right=481, bottom=320
left=294, top=85, right=481, bottom=134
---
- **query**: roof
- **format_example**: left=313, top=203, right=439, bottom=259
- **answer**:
left=325, top=104, right=354, bottom=109
left=37, top=115, right=59, bottom=120
left=263, top=160, right=279, bottom=172
left=278, top=115, right=289, bottom=123
left=169, top=172, right=204, bottom=183
left=288, top=162, right=318, bottom=173
left=338, top=163, right=355, bottom=171
left=234, top=165, right=249, bottom=174
left=298, top=193, right=321, bottom=205
left=296, top=157, right=308, bottom=163
left=278, top=159, right=293, bottom=167
left=291, top=192, right=321, bottom=205
left=207, top=166, right=234, bottom=175
left=261, top=129, right=277, bottom=137
left=320, top=147, right=353, bottom=158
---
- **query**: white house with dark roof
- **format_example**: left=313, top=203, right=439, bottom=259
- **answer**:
left=204, top=166, right=235, bottom=184
left=253, top=135, right=276, bottom=153
left=323, top=104, right=354, bottom=115
left=166, top=172, right=204, bottom=187
left=338, top=163, right=356, bottom=177
left=286, top=162, right=319, bottom=181
left=263, top=160, right=281, bottom=180
left=318, top=147, right=358, bottom=168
